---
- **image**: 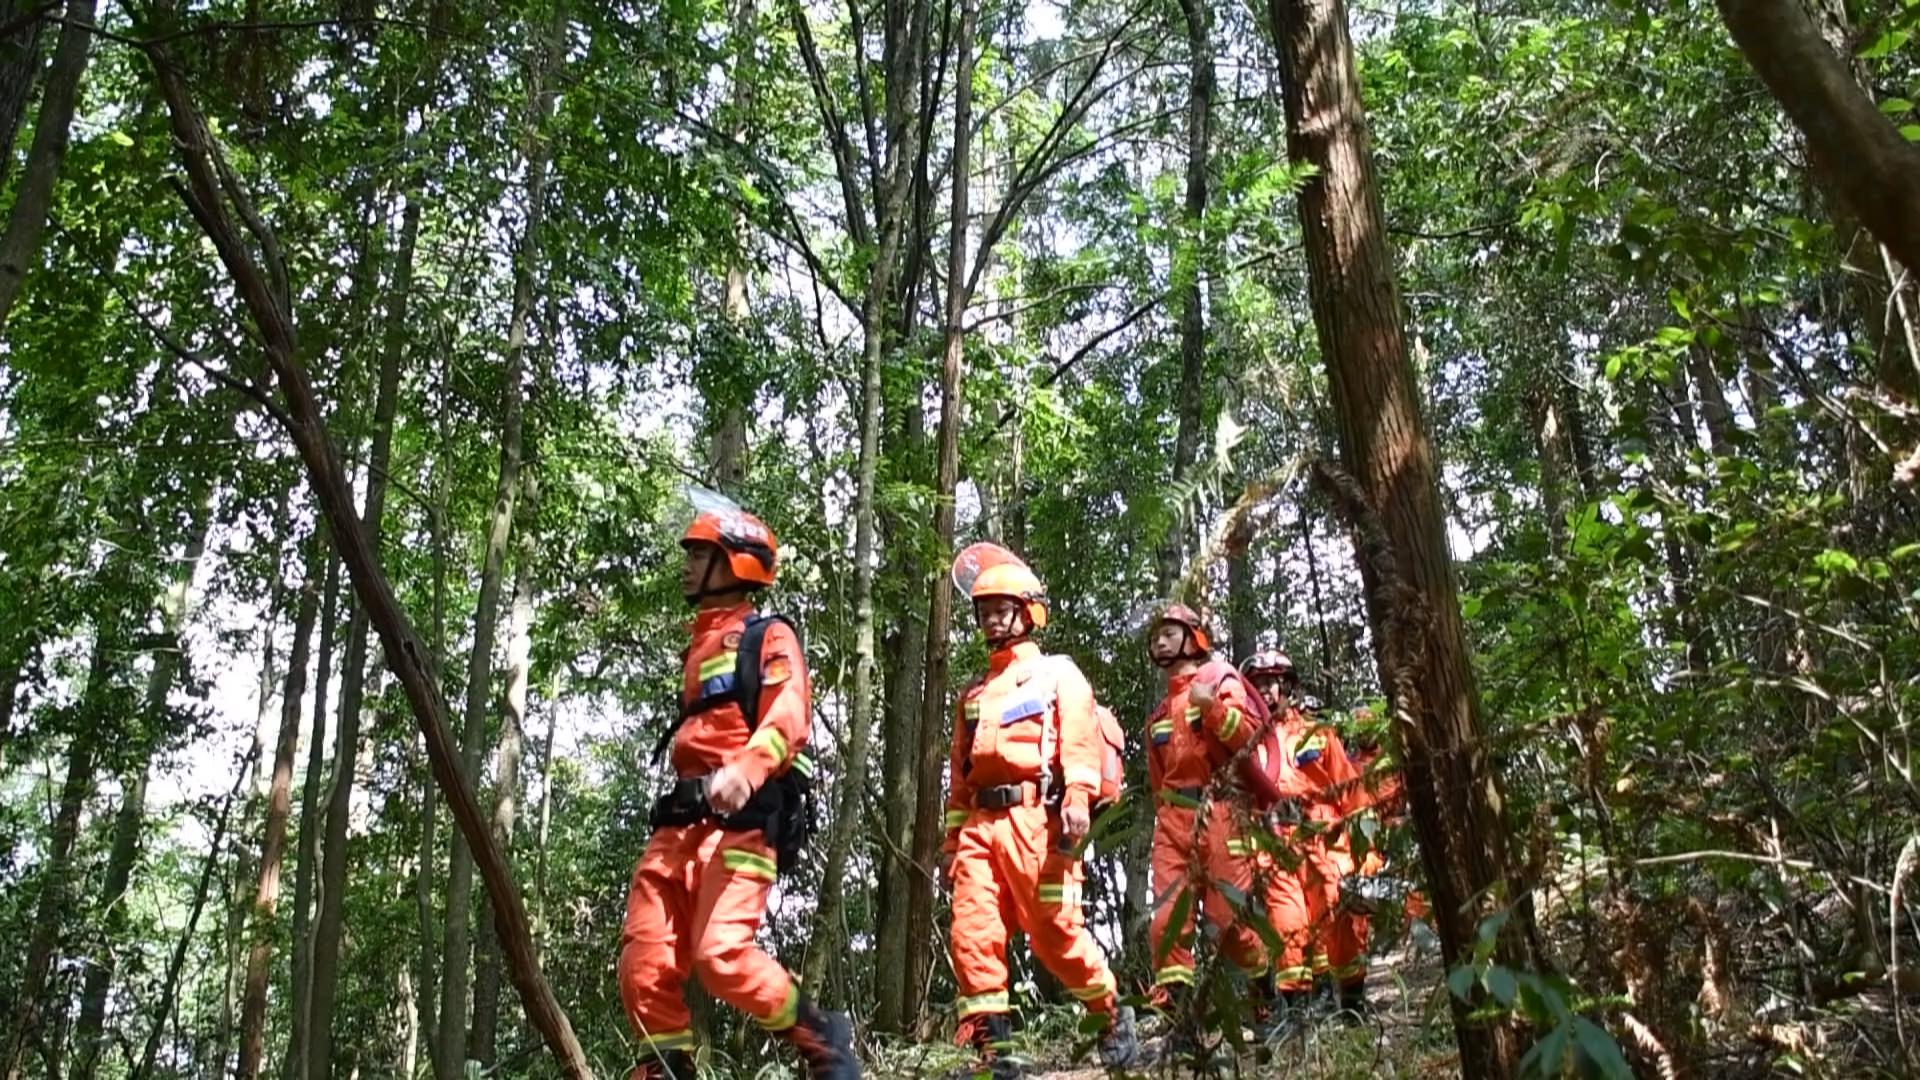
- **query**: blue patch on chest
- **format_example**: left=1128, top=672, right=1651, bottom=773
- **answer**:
left=1000, top=698, right=1047, bottom=726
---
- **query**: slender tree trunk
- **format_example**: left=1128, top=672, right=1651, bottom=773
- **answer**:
left=1158, top=0, right=1215, bottom=593
left=873, top=413, right=927, bottom=1032
left=710, top=0, right=757, bottom=490
left=902, top=0, right=970, bottom=1029
left=1688, top=346, right=1738, bottom=457
left=1226, top=517, right=1256, bottom=661
left=74, top=520, right=210, bottom=1078
left=286, top=548, right=340, bottom=1080
left=151, top=48, right=593, bottom=1077
left=239, top=534, right=325, bottom=1079
left=470, top=522, right=537, bottom=1066
left=134, top=746, right=254, bottom=1080
left=1533, top=381, right=1570, bottom=561
left=1267, top=0, right=1531, bottom=1070
left=0, top=0, right=97, bottom=328
left=439, top=18, right=560, bottom=1072
left=307, top=217, right=407, bottom=1080
left=2, top=641, right=109, bottom=1080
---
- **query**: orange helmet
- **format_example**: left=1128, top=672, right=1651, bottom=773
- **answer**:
left=1155, top=603, right=1212, bottom=657
left=970, top=561, right=1050, bottom=630
left=1242, top=650, right=1297, bottom=683
left=952, top=542, right=1048, bottom=635
left=680, top=508, right=778, bottom=588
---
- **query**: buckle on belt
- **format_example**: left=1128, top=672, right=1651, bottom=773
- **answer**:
left=976, top=783, right=1030, bottom=810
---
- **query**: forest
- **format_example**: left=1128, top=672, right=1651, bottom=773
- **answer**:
left=1, top=0, right=1918, bottom=1075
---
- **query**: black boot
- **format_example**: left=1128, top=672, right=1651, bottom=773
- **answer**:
left=1262, top=988, right=1312, bottom=1041
left=1097, top=1005, right=1142, bottom=1070
left=787, top=997, right=861, bottom=1079
left=1335, top=979, right=1372, bottom=1024
left=631, top=1049, right=696, bottom=1080
left=972, top=1013, right=1023, bottom=1080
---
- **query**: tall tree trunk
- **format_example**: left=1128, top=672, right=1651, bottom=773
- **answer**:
left=1158, top=0, right=1215, bottom=594
left=1716, top=0, right=1920, bottom=278
left=2, top=640, right=109, bottom=1080
left=73, top=519, right=210, bottom=1078
left=902, top=0, right=972, bottom=1028
left=0, top=0, right=97, bottom=328
left=1226, top=517, right=1256, bottom=661
left=710, top=0, right=757, bottom=490
left=307, top=219, right=406, bottom=1080
left=286, top=547, right=340, bottom=1080
left=1688, top=346, right=1738, bottom=457
left=470, top=517, right=537, bottom=1066
left=439, top=17, right=560, bottom=1072
left=0, top=0, right=43, bottom=192
left=239, top=533, right=325, bottom=1080
left=133, top=745, right=254, bottom=1080
left=150, top=47, right=593, bottom=1077
left=1267, top=0, right=1531, bottom=1070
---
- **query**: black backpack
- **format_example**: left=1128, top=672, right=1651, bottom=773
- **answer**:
left=652, top=613, right=817, bottom=875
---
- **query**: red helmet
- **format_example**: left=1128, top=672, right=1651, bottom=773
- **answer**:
left=1154, top=603, right=1212, bottom=657
left=1241, top=650, right=1297, bottom=682
left=681, top=508, right=778, bottom=588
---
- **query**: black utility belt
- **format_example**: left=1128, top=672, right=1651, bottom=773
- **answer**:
left=975, top=781, right=1061, bottom=810
left=650, top=776, right=779, bottom=832
left=1163, top=785, right=1205, bottom=801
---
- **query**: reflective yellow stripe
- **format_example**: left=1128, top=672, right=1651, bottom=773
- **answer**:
left=789, top=752, right=816, bottom=778
left=964, top=700, right=982, bottom=722
left=756, top=982, right=800, bottom=1030
left=699, top=651, right=738, bottom=680
left=1331, top=960, right=1367, bottom=979
left=638, top=1028, right=695, bottom=1055
left=945, top=809, right=970, bottom=829
left=1301, top=733, right=1327, bottom=752
left=748, top=725, right=789, bottom=764
left=1069, top=977, right=1113, bottom=1001
left=1224, top=837, right=1254, bottom=857
left=721, top=848, right=778, bottom=881
left=1182, top=705, right=1201, bottom=724
left=1272, top=965, right=1312, bottom=983
left=1154, top=965, right=1195, bottom=986
left=1218, top=706, right=1243, bottom=742
left=1151, top=720, right=1174, bottom=736
left=1038, top=882, right=1082, bottom=906
left=957, top=990, right=1009, bottom=1017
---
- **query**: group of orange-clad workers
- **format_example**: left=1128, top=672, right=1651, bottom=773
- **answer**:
left=616, top=503, right=1413, bottom=1079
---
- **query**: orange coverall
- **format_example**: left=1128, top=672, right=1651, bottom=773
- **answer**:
left=1327, top=743, right=1426, bottom=985
left=944, top=641, right=1119, bottom=1037
left=619, top=604, right=813, bottom=1061
left=1260, top=709, right=1364, bottom=992
left=1146, top=667, right=1268, bottom=993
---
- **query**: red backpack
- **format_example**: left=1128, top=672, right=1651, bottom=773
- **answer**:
left=1186, top=660, right=1307, bottom=811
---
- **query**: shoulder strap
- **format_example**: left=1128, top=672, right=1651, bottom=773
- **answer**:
left=736, top=612, right=800, bottom=733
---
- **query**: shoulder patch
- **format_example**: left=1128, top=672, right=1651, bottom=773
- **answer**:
left=762, top=654, right=793, bottom=686
left=723, top=630, right=743, bottom=649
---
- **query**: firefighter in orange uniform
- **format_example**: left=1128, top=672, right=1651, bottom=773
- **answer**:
left=1326, top=705, right=1425, bottom=1015
left=940, top=544, right=1139, bottom=1079
left=1143, top=605, right=1269, bottom=1019
left=1239, top=651, right=1366, bottom=1020
left=618, top=500, right=859, bottom=1079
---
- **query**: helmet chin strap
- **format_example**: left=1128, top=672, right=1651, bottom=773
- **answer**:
left=684, top=552, right=757, bottom=606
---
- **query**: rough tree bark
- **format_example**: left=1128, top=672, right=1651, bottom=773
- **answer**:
left=439, top=13, right=559, bottom=1072
left=238, top=533, right=324, bottom=1079
left=1716, top=0, right=1920, bottom=278
left=148, top=42, right=593, bottom=1079
left=1267, top=0, right=1531, bottom=1071
left=709, top=0, right=757, bottom=489
left=0, top=0, right=43, bottom=191
left=0, top=0, right=96, bottom=327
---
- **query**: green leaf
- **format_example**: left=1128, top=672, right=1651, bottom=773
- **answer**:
left=1860, top=27, right=1911, bottom=57
left=1903, top=125, right=1920, bottom=143
left=1518, top=1021, right=1571, bottom=1079
left=1485, top=965, right=1519, bottom=1006
left=1571, top=1017, right=1634, bottom=1079
left=1881, top=97, right=1916, bottom=115
left=108, top=130, right=134, bottom=147
left=1447, top=964, right=1477, bottom=1001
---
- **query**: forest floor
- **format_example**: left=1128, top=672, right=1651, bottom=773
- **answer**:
left=876, top=938, right=1460, bottom=1079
